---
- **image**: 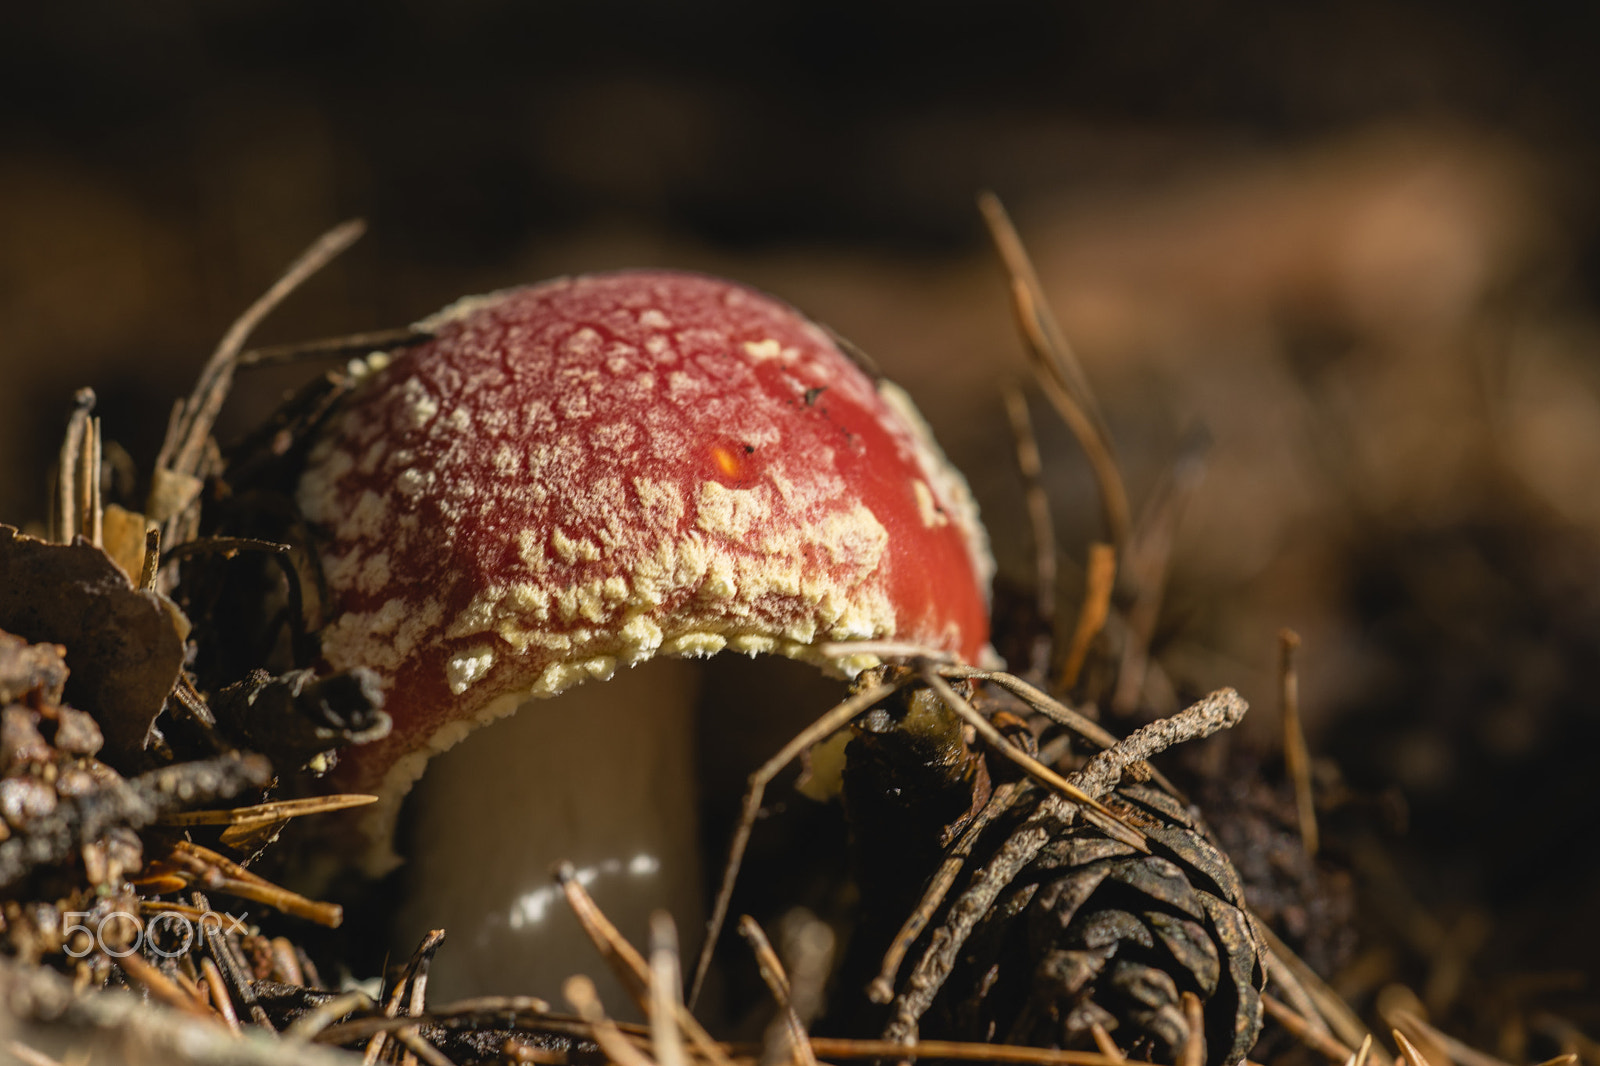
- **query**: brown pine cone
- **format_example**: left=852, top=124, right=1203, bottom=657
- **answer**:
left=923, top=783, right=1265, bottom=1065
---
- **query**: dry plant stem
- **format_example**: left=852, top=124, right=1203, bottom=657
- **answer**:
left=559, top=867, right=736, bottom=1066
left=139, top=526, right=162, bottom=589
left=1072, top=687, right=1246, bottom=796
left=1111, top=439, right=1208, bottom=715
left=943, top=668, right=1185, bottom=802
left=868, top=733, right=1074, bottom=1004
left=738, top=916, right=819, bottom=1066
left=400, top=929, right=448, bottom=1016
left=650, top=914, right=689, bottom=1066
left=1262, top=995, right=1354, bottom=1064
left=808, top=1039, right=1156, bottom=1066
left=53, top=388, right=94, bottom=543
left=269, top=938, right=304, bottom=987
left=201, top=956, right=242, bottom=1034
left=156, top=793, right=377, bottom=827
left=316, top=1000, right=566, bottom=1047
left=1008, top=279, right=1130, bottom=551
left=0, top=754, right=269, bottom=889
left=236, top=326, right=430, bottom=368
left=1278, top=629, right=1319, bottom=857
left=883, top=688, right=1247, bottom=1044
left=117, top=951, right=215, bottom=1020
left=977, top=191, right=1129, bottom=549
left=1263, top=948, right=1333, bottom=1041
left=1254, top=923, right=1386, bottom=1066
left=394, top=1026, right=456, bottom=1066
left=164, top=840, right=343, bottom=926
left=501, top=1034, right=1161, bottom=1066
left=286, top=991, right=375, bottom=1041
left=1392, top=1029, right=1440, bottom=1066
left=1389, top=1010, right=1524, bottom=1066
left=813, top=641, right=959, bottom=664
left=1351, top=1034, right=1375, bottom=1066
left=159, top=219, right=366, bottom=480
left=691, top=677, right=909, bottom=1007
left=207, top=926, right=273, bottom=1030
left=159, top=536, right=291, bottom=567
left=917, top=667, right=1148, bottom=851
left=1002, top=383, right=1057, bottom=681
left=81, top=414, right=103, bottom=548
left=363, top=927, right=444, bottom=1062
left=565, top=976, right=658, bottom=1066
left=1057, top=542, right=1115, bottom=692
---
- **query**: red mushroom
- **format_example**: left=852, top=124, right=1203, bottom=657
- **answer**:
left=296, top=270, right=993, bottom=1000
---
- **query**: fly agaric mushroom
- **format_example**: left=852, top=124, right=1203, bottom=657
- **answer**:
left=296, top=270, right=993, bottom=1000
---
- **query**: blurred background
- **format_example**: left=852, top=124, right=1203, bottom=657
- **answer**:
left=2, top=1, right=1597, bottom=1054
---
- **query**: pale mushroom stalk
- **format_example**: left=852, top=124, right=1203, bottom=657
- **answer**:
left=397, top=658, right=704, bottom=1004
left=296, top=271, right=994, bottom=1005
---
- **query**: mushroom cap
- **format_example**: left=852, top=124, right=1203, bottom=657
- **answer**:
left=297, top=270, right=993, bottom=850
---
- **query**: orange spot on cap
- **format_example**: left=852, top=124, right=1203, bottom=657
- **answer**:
left=710, top=442, right=743, bottom=479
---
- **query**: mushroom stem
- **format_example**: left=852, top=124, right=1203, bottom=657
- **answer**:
left=392, top=658, right=705, bottom=1008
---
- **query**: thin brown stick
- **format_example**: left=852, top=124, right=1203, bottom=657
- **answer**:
left=919, top=668, right=1148, bottom=852
left=938, top=668, right=1187, bottom=806
left=1064, top=686, right=1246, bottom=798
left=739, top=916, right=819, bottom=1066
left=1256, top=923, right=1387, bottom=1066
left=1279, top=629, right=1319, bottom=856
left=394, top=1026, right=459, bottom=1066
left=1390, top=1009, right=1520, bottom=1066
left=978, top=191, right=1129, bottom=548
left=813, top=641, right=959, bottom=665
left=156, top=793, right=378, bottom=827
left=1393, top=1029, right=1442, bottom=1066
left=75, top=410, right=95, bottom=546
left=1264, top=944, right=1334, bottom=1041
left=1111, top=435, right=1209, bottom=715
left=286, top=990, right=375, bottom=1040
left=160, top=535, right=292, bottom=566
left=117, top=950, right=215, bottom=1020
left=160, top=219, right=366, bottom=479
left=237, top=326, right=431, bottom=368
left=1057, top=542, right=1116, bottom=692
left=565, top=975, right=659, bottom=1066
left=139, top=525, right=161, bottom=590
left=84, top=415, right=103, bottom=548
left=200, top=955, right=242, bottom=1034
left=559, top=868, right=736, bottom=1066
left=692, top=677, right=910, bottom=1007
left=1351, top=1034, right=1376, bottom=1066
left=1009, top=280, right=1130, bottom=550
left=1263, top=994, right=1355, bottom=1063
left=650, top=913, right=689, bottom=1066
left=164, top=840, right=345, bottom=926
left=54, top=388, right=95, bottom=543
left=1002, top=383, right=1057, bottom=681
left=806, top=1039, right=1154, bottom=1066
